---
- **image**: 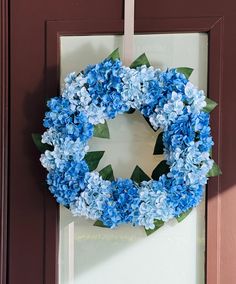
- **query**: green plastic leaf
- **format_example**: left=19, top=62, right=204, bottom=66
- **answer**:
left=203, top=98, right=218, bottom=113
left=151, top=160, right=170, bottom=180
left=131, top=166, right=151, bottom=184
left=130, top=53, right=150, bottom=68
left=209, top=148, right=213, bottom=158
left=93, top=121, right=110, bottom=139
left=99, top=165, right=115, bottom=181
left=145, top=219, right=164, bottom=236
left=94, top=220, right=108, bottom=228
left=107, top=48, right=120, bottom=61
left=176, top=208, right=192, bottom=223
left=84, top=151, right=105, bottom=171
left=153, top=132, right=164, bottom=155
left=125, top=108, right=136, bottom=114
left=32, top=133, right=53, bottom=153
left=207, top=161, right=222, bottom=177
left=176, top=67, right=194, bottom=79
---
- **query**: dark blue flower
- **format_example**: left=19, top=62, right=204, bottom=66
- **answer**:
left=40, top=57, right=214, bottom=229
left=47, top=160, right=89, bottom=206
left=100, top=179, right=140, bottom=227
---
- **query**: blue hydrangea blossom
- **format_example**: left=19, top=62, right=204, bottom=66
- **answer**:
left=40, top=58, right=214, bottom=229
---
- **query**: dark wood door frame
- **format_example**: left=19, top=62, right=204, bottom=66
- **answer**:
left=0, top=0, right=9, bottom=283
left=1, top=0, right=236, bottom=283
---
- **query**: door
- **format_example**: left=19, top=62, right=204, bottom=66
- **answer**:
left=59, top=33, right=207, bottom=284
left=1, top=0, right=236, bottom=283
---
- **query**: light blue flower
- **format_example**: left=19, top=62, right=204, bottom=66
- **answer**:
left=138, top=180, right=175, bottom=229
left=70, top=172, right=112, bottom=220
left=39, top=58, right=214, bottom=229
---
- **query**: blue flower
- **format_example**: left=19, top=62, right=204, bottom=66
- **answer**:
left=138, top=179, right=175, bottom=229
left=43, top=97, right=73, bottom=129
left=39, top=56, right=215, bottom=229
left=84, top=59, right=129, bottom=119
left=100, top=179, right=140, bottom=228
left=70, top=172, right=112, bottom=220
left=47, top=160, right=89, bottom=206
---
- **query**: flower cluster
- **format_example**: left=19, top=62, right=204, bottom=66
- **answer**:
left=40, top=56, right=214, bottom=229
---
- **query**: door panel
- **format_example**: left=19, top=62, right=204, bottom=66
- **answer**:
left=59, top=33, right=207, bottom=284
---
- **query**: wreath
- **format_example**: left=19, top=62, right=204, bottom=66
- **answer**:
left=33, top=49, right=221, bottom=235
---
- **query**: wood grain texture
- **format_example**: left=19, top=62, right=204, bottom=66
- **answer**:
left=0, top=0, right=9, bottom=283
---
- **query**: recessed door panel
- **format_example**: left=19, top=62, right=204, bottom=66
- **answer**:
left=59, top=33, right=208, bottom=284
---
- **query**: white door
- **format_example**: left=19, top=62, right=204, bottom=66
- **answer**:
left=59, top=33, right=208, bottom=284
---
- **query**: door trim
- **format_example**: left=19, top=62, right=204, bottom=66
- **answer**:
left=0, top=0, right=9, bottom=283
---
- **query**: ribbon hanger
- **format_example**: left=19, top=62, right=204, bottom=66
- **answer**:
left=123, top=0, right=135, bottom=66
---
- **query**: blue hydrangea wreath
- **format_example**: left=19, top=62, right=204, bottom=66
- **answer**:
left=33, top=49, right=221, bottom=235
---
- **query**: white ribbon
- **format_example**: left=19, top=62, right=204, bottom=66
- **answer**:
left=123, top=0, right=135, bottom=65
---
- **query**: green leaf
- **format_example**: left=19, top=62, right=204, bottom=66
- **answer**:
left=151, top=160, right=170, bottom=180
left=32, top=133, right=53, bottom=153
left=94, top=220, right=108, bottom=228
left=176, top=208, right=192, bottom=223
left=107, top=48, right=120, bottom=61
left=130, top=53, right=150, bottom=68
left=93, top=121, right=110, bottom=139
left=176, top=67, right=194, bottom=79
left=131, top=166, right=151, bottom=184
left=209, top=148, right=213, bottom=158
left=99, top=165, right=115, bottom=181
left=203, top=98, right=218, bottom=113
left=207, top=161, right=222, bottom=177
left=84, top=151, right=105, bottom=171
left=153, top=132, right=164, bottom=155
left=125, top=108, right=136, bottom=114
left=145, top=219, right=164, bottom=236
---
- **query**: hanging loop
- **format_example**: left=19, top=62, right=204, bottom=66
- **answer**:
left=123, top=0, right=135, bottom=65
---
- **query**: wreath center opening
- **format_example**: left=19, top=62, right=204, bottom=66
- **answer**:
left=88, top=111, right=163, bottom=179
